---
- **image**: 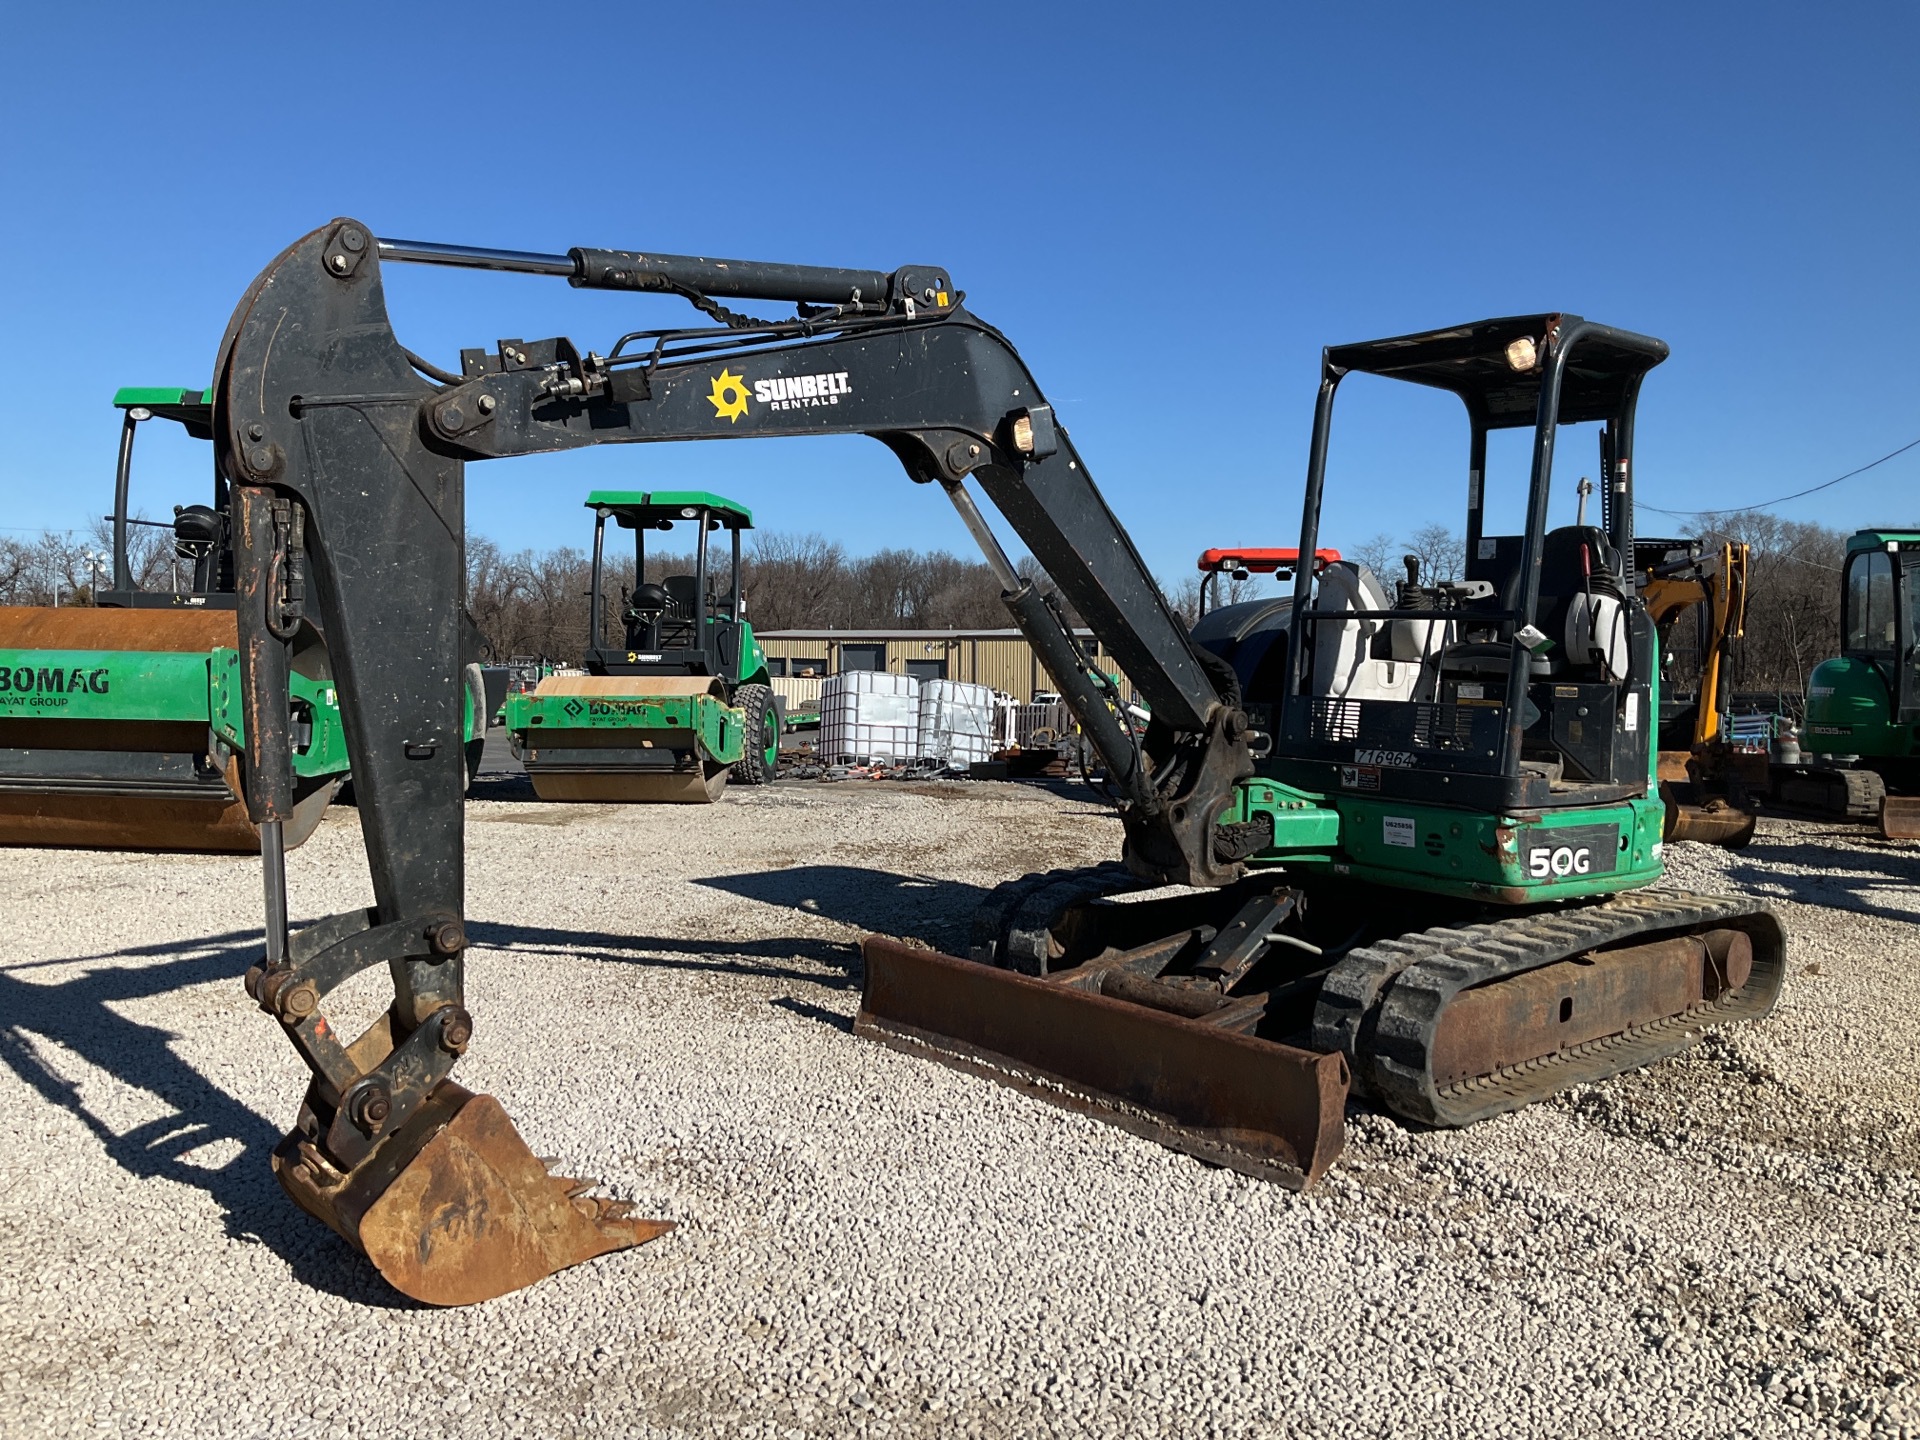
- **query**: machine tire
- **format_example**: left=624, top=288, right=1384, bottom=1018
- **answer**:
left=732, top=683, right=780, bottom=786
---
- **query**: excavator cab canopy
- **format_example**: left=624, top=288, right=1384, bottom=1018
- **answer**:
left=1833, top=529, right=1920, bottom=724
left=1195, top=548, right=1343, bottom=619
left=1324, top=314, right=1668, bottom=428
left=113, top=386, right=215, bottom=439
left=104, top=387, right=226, bottom=604
left=1279, top=313, right=1669, bottom=813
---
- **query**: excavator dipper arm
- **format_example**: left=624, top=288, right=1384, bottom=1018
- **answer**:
left=214, top=219, right=1278, bottom=1303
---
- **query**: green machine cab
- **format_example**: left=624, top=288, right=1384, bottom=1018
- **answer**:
left=1803, top=529, right=1920, bottom=769
left=504, top=491, right=780, bottom=802
left=1789, top=529, right=1920, bottom=827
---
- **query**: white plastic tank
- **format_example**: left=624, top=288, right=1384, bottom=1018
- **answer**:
left=917, top=679, right=997, bottom=770
left=820, top=671, right=921, bottom=765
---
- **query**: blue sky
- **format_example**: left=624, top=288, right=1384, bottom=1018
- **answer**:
left=2, top=3, right=1916, bottom=587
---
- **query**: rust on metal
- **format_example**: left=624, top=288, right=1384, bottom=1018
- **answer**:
left=524, top=674, right=730, bottom=803
left=1427, top=929, right=1752, bottom=1088
left=1662, top=789, right=1757, bottom=848
left=273, top=1081, right=672, bottom=1306
left=1655, top=750, right=1692, bottom=783
left=856, top=937, right=1348, bottom=1190
left=1880, top=795, right=1920, bottom=841
left=0, top=605, right=337, bottom=851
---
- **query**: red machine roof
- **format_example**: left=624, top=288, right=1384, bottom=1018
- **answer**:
left=1195, top=547, right=1342, bottom=574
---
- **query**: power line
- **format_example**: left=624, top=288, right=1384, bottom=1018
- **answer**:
left=1642, top=435, right=1920, bottom=518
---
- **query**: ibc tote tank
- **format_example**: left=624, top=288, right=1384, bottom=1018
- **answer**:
left=820, top=671, right=921, bottom=765
left=917, top=679, right=997, bottom=770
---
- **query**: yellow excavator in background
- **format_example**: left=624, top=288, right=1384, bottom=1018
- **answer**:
left=1639, top=538, right=1759, bottom=846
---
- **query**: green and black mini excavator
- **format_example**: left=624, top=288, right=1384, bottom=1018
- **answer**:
left=206, top=223, right=1783, bottom=1304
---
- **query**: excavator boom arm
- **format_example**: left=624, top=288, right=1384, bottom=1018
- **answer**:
left=213, top=219, right=1256, bottom=1276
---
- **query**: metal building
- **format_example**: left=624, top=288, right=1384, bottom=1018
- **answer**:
left=754, top=628, right=1132, bottom=704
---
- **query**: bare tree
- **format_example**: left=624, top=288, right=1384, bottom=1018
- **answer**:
left=1402, top=523, right=1465, bottom=585
left=742, top=531, right=848, bottom=630
left=1347, top=532, right=1401, bottom=583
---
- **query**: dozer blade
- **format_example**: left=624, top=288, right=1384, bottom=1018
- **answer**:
left=857, top=937, right=1348, bottom=1189
left=1881, top=795, right=1920, bottom=840
left=523, top=674, right=731, bottom=803
left=273, top=1081, right=672, bottom=1306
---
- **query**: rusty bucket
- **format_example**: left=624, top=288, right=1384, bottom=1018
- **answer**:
left=274, top=1082, right=672, bottom=1306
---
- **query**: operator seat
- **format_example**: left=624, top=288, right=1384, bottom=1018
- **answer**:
left=1437, top=525, right=1628, bottom=682
left=659, top=574, right=700, bottom=647
left=661, top=575, right=699, bottom=614
left=1310, top=563, right=1437, bottom=710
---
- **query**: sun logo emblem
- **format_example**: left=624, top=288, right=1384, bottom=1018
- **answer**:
left=707, top=369, right=751, bottom=423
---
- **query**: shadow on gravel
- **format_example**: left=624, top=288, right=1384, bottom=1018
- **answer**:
left=0, top=929, right=420, bottom=1308
left=692, top=865, right=991, bottom=953
left=468, top=920, right=866, bottom=989
left=769, top=995, right=855, bottom=1033
left=1725, top=836, right=1920, bottom=926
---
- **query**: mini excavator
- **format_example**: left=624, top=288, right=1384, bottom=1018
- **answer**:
left=212, top=222, right=1784, bottom=1305
left=1638, top=537, right=1759, bottom=846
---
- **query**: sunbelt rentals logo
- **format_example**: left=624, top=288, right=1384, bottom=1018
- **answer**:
left=706, top=367, right=853, bottom=422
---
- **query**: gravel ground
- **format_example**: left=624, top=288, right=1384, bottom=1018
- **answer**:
left=1, top=771, right=1916, bottom=1439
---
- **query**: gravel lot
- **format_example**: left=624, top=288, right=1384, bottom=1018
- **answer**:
left=1, top=765, right=1916, bottom=1439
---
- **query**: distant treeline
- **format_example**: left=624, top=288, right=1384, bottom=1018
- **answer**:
left=466, top=532, right=1055, bottom=660
left=0, top=511, right=1864, bottom=702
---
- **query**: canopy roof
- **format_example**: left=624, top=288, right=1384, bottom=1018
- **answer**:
left=113, top=386, right=214, bottom=440
left=1196, top=547, right=1341, bottom=574
left=1324, top=314, right=1669, bottom=429
left=587, top=490, right=753, bottom=529
left=1845, top=530, right=1920, bottom=553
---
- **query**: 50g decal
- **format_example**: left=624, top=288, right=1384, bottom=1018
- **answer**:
left=1527, top=844, right=1593, bottom=879
left=1518, top=823, right=1620, bottom=882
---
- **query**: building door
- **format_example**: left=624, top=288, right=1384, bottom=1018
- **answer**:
left=840, top=643, right=887, bottom=672
left=906, top=658, right=948, bottom=682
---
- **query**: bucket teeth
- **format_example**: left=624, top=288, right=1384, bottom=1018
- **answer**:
left=274, top=1082, right=674, bottom=1306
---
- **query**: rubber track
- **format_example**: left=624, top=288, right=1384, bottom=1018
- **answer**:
left=1314, top=889, right=1787, bottom=1127
left=970, top=862, right=1136, bottom=974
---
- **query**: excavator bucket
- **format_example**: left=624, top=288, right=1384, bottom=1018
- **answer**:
left=273, top=1082, right=672, bottom=1306
left=856, top=937, right=1349, bottom=1189
left=0, top=606, right=339, bottom=851
left=516, top=674, right=735, bottom=803
left=1661, top=787, right=1757, bottom=848
left=1880, top=795, right=1920, bottom=840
